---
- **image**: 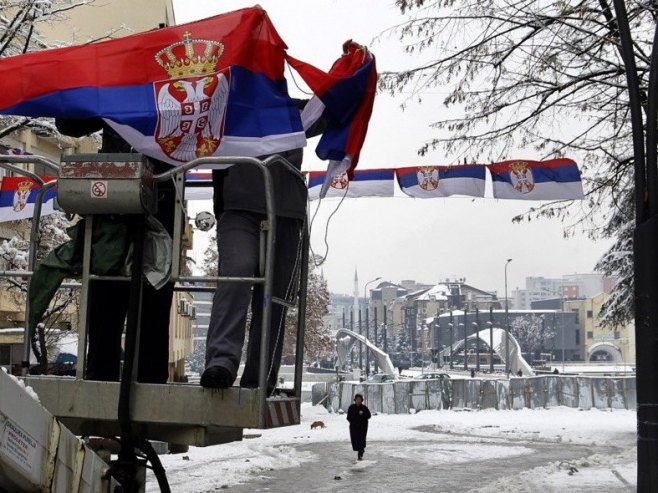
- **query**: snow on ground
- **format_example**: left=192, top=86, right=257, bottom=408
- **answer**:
left=146, top=404, right=636, bottom=492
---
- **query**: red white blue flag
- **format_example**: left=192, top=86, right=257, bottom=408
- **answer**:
left=488, top=158, right=584, bottom=200
left=289, top=41, right=377, bottom=188
left=396, top=165, right=486, bottom=198
left=307, top=169, right=394, bottom=200
left=0, top=176, right=57, bottom=222
left=0, top=8, right=376, bottom=169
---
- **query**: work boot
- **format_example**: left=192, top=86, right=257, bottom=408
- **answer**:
left=200, top=366, right=234, bottom=389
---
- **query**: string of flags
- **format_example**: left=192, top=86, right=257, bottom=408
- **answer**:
left=0, top=155, right=582, bottom=223
left=309, top=157, right=584, bottom=201
left=186, top=157, right=585, bottom=201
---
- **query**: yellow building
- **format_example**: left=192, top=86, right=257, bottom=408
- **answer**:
left=565, top=293, right=635, bottom=365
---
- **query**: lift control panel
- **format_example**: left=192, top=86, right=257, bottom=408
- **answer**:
left=58, top=153, right=156, bottom=215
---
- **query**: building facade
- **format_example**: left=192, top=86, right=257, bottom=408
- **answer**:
left=0, top=0, right=194, bottom=378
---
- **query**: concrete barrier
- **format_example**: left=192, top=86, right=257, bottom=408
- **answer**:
left=322, top=376, right=636, bottom=414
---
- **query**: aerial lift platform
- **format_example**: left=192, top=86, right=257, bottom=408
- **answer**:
left=0, top=153, right=310, bottom=491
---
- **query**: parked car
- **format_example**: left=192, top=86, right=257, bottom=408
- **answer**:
left=366, top=373, right=397, bottom=383
left=415, top=372, right=451, bottom=380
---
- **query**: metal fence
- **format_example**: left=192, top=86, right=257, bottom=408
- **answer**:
left=315, top=375, right=636, bottom=413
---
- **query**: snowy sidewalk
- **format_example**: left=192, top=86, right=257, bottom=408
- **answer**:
left=147, top=405, right=636, bottom=492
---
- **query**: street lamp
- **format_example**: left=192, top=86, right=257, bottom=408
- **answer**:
left=363, top=276, right=381, bottom=376
left=504, top=258, right=512, bottom=376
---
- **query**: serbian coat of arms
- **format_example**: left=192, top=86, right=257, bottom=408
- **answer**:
left=154, top=32, right=229, bottom=163
left=12, top=180, right=33, bottom=212
left=509, top=161, right=535, bottom=193
left=416, top=166, right=439, bottom=191
left=330, top=171, right=349, bottom=190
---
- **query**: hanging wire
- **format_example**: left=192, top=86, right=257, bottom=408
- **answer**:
left=308, top=181, right=349, bottom=267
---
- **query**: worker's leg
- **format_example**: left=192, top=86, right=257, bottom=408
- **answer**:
left=204, top=211, right=260, bottom=384
left=240, top=217, right=303, bottom=392
left=136, top=180, right=176, bottom=384
left=86, top=280, right=129, bottom=381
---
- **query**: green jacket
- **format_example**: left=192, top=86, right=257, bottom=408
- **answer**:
left=28, top=216, right=131, bottom=334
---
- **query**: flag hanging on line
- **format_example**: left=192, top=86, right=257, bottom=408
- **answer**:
left=307, top=169, right=394, bottom=200
left=184, top=170, right=213, bottom=200
left=0, top=7, right=376, bottom=172
left=0, top=176, right=57, bottom=222
left=396, top=165, right=486, bottom=198
left=488, top=158, right=584, bottom=200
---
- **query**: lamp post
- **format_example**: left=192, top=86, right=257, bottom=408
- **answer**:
left=363, top=277, right=381, bottom=376
left=504, top=258, right=512, bottom=376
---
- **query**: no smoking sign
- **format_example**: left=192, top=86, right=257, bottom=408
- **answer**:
left=90, top=180, right=108, bottom=198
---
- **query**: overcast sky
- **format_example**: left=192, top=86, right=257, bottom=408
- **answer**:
left=172, top=0, right=611, bottom=297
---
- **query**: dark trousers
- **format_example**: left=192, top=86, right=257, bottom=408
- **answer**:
left=86, top=183, right=176, bottom=384
left=205, top=210, right=302, bottom=391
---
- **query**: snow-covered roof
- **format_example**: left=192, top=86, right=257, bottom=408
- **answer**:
left=415, top=284, right=450, bottom=301
left=437, top=309, right=559, bottom=318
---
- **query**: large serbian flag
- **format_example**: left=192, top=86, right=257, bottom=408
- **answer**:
left=307, top=169, right=394, bottom=200
left=396, top=165, right=486, bottom=198
left=0, top=7, right=375, bottom=169
left=488, top=158, right=584, bottom=200
left=289, top=41, right=377, bottom=194
left=0, top=176, right=57, bottom=222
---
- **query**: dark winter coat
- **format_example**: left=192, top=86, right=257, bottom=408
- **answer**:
left=347, top=403, right=371, bottom=452
left=212, top=99, right=327, bottom=219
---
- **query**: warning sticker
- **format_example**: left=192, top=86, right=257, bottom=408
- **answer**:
left=1, top=416, right=38, bottom=473
left=90, top=180, right=108, bottom=198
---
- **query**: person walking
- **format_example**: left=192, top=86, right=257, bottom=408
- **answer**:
left=347, top=393, right=371, bottom=461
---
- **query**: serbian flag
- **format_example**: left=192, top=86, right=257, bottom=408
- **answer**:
left=396, top=165, right=486, bottom=198
left=0, top=7, right=375, bottom=170
left=488, top=158, right=584, bottom=200
left=184, top=170, right=213, bottom=200
left=307, top=168, right=394, bottom=200
left=0, top=176, right=57, bottom=222
left=288, top=41, right=377, bottom=196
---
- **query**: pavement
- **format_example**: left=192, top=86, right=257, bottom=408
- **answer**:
left=223, top=429, right=635, bottom=493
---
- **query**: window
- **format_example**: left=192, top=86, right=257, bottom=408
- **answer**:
left=614, top=331, right=620, bottom=340
left=572, top=309, right=579, bottom=324
left=587, top=331, right=593, bottom=339
left=587, top=310, right=593, bottom=319
left=575, top=329, right=580, bottom=345
left=0, top=345, right=10, bottom=365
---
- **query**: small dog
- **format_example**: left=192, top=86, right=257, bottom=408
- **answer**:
left=310, top=420, right=326, bottom=430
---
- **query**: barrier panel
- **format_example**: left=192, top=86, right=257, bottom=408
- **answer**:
left=480, top=380, right=498, bottom=410
left=324, top=376, right=636, bottom=414
left=451, top=379, right=466, bottom=408
left=528, top=377, right=546, bottom=409
left=624, top=378, right=636, bottom=410
left=561, top=377, right=579, bottom=408
left=382, top=383, right=396, bottom=413
left=496, top=380, right=510, bottom=410
left=394, top=381, right=411, bottom=413
left=577, top=377, right=593, bottom=410
left=592, top=378, right=610, bottom=409
left=545, top=377, right=560, bottom=408
left=368, top=384, right=384, bottom=414
left=610, top=379, right=627, bottom=410
left=410, top=381, right=428, bottom=411
left=427, top=380, right=440, bottom=410
left=509, top=378, right=527, bottom=410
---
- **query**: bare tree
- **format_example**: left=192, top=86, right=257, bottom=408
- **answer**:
left=283, top=255, right=331, bottom=364
left=381, top=0, right=655, bottom=326
left=0, top=212, right=77, bottom=371
left=509, top=314, right=556, bottom=359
